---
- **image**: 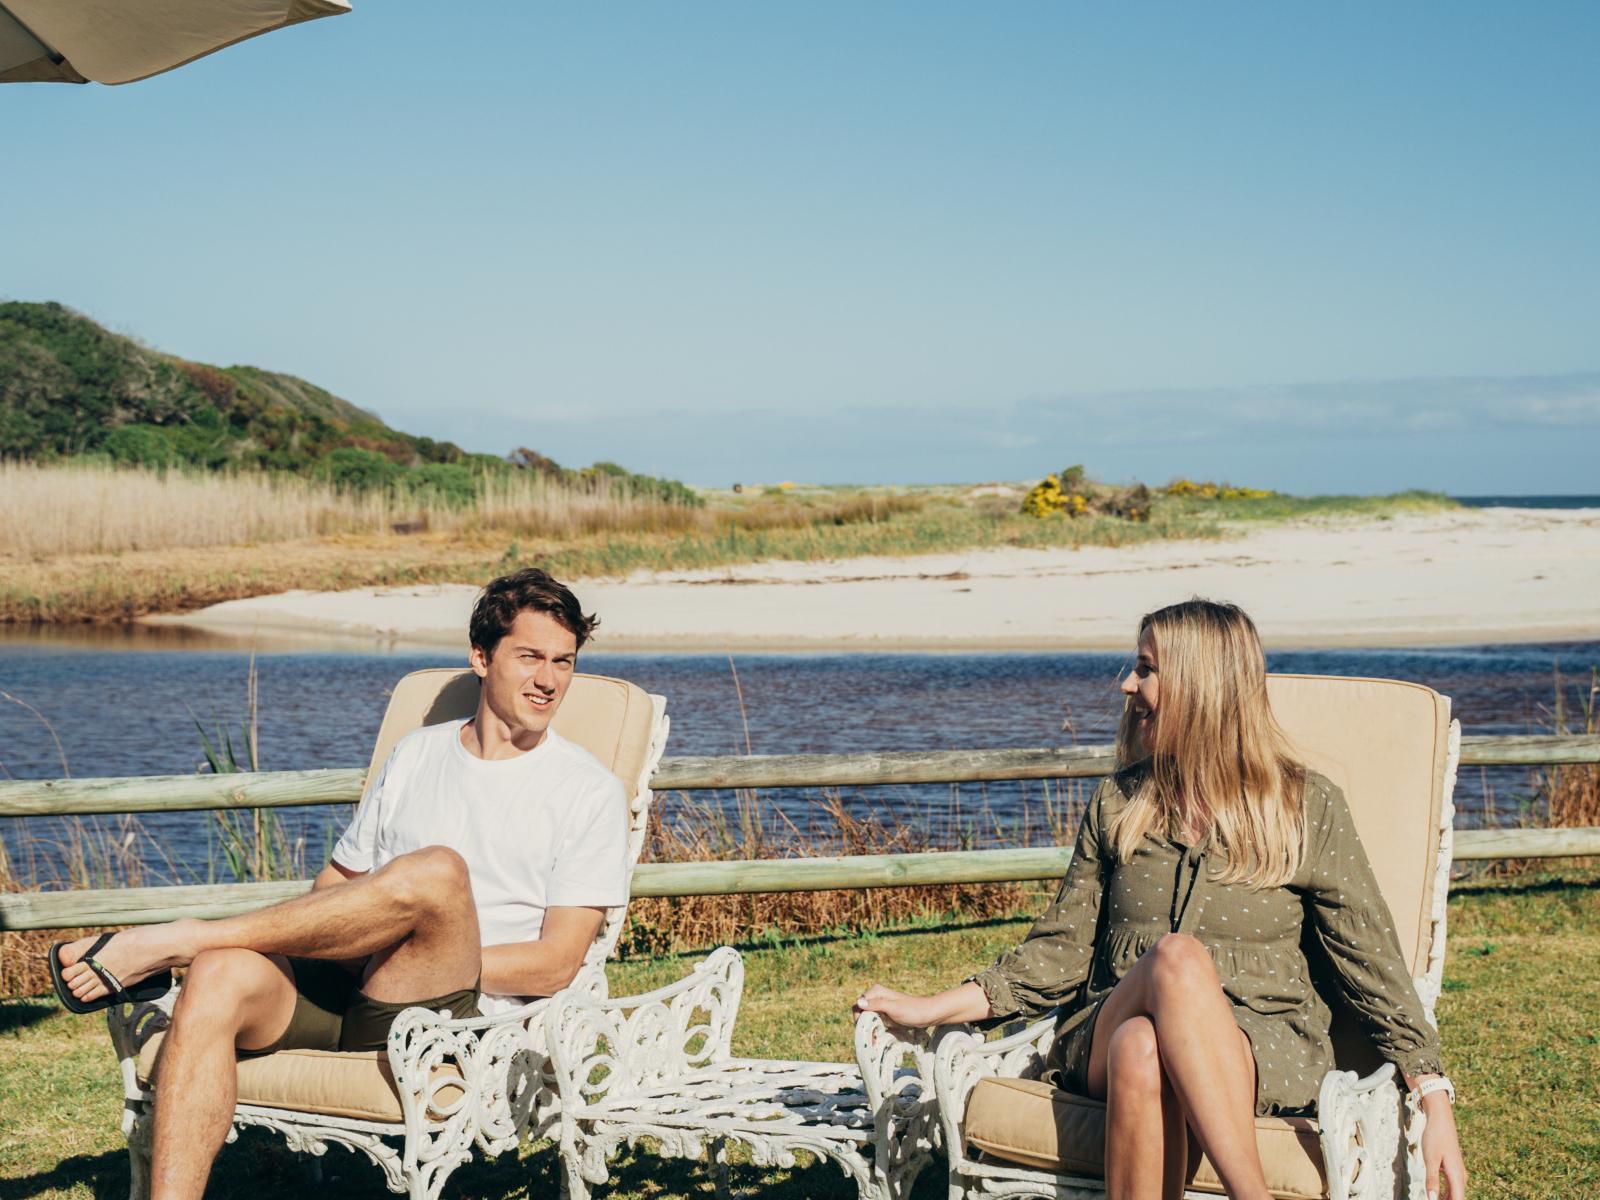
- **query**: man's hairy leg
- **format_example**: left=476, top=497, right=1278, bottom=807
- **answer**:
left=149, top=950, right=300, bottom=1200
left=58, top=846, right=482, bottom=1005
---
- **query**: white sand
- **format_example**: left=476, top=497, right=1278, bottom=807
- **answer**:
left=146, top=508, right=1600, bottom=653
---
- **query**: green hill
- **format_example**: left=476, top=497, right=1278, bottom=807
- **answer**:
left=0, top=300, right=467, bottom=471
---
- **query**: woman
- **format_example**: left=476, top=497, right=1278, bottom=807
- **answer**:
left=855, top=600, right=1466, bottom=1200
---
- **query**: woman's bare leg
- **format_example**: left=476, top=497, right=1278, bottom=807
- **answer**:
left=1088, top=934, right=1268, bottom=1200
left=1102, top=1016, right=1188, bottom=1200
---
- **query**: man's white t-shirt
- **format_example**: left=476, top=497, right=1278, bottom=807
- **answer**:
left=332, top=719, right=630, bottom=1015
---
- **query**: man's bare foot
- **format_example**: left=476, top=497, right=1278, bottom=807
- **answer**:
left=56, top=920, right=200, bottom=1004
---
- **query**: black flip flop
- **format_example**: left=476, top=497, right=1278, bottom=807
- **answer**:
left=49, top=931, right=174, bottom=1015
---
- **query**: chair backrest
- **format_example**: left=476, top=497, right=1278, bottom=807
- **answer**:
left=363, top=668, right=670, bottom=962
left=1265, top=674, right=1455, bottom=1071
left=1265, top=675, right=1452, bottom=974
left=365, top=668, right=660, bottom=802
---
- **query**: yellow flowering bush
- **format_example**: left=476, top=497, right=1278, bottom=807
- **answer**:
left=1021, top=474, right=1089, bottom=518
left=1164, top=479, right=1276, bottom=501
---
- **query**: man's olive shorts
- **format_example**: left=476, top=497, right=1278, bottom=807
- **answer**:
left=243, top=957, right=480, bottom=1055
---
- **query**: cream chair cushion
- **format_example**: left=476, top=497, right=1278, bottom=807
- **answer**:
left=965, top=1078, right=1326, bottom=1200
left=138, top=1033, right=462, bottom=1121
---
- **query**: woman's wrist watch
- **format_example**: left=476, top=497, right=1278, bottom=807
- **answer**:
left=1412, top=1075, right=1455, bottom=1104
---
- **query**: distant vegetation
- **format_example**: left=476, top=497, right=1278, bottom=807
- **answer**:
left=0, top=301, right=698, bottom=507
left=0, top=301, right=1458, bottom=624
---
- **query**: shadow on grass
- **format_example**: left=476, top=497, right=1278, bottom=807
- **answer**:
left=23, top=1131, right=932, bottom=1200
left=1451, top=870, right=1600, bottom=898
left=0, top=1148, right=124, bottom=1200
left=622, top=910, right=1037, bottom=967
left=0, top=999, right=56, bottom=1035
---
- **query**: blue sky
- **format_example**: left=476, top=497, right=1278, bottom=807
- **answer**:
left=6, top=3, right=1598, bottom=491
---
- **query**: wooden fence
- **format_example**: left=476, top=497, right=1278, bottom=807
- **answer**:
left=2, top=735, right=1597, bottom=932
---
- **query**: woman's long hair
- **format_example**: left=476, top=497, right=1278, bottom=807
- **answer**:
left=1106, top=599, right=1308, bottom=888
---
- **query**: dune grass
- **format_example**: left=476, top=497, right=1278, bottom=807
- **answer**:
left=1, top=868, right=1595, bottom=1200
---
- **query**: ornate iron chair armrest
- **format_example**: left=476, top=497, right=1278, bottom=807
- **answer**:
left=1317, top=1062, right=1406, bottom=1200
left=854, top=1012, right=958, bottom=1125
left=572, top=944, right=745, bottom=1066
left=855, top=1011, right=968, bottom=1199
left=387, top=996, right=554, bottom=1157
left=931, top=1011, right=1061, bottom=1170
left=106, top=980, right=180, bottom=1104
left=543, top=946, right=744, bottom=1103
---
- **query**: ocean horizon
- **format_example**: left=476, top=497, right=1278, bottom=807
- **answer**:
left=1453, top=494, right=1600, bottom=509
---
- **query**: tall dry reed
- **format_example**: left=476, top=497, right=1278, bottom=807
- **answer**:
left=617, top=789, right=1047, bottom=958
left=0, top=463, right=935, bottom=562
left=0, top=462, right=707, bottom=557
left=1539, top=668, right=1600, bottom=830
left=0, top=461, right=385, bottom=555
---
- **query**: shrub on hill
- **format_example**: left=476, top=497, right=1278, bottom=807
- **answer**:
left=316, top=446, right=402, bottom=493
left=401, top=462, right=478, bottom=508
left=103, top=424, right=178, bottom=470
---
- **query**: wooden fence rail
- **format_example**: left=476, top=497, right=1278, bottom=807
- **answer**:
left=1, top=734, right=1595, bottom=818
left=2, top=735, right=1595, bottom=931
left=2, top=829, right=1597, bottom=931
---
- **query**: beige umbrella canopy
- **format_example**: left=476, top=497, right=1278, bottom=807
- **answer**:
left=1, top=0, right=349, bottom=85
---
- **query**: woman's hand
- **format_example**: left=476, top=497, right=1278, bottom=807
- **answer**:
left=853, top=981, right=992, bottom=1027
left=853, top=985, right=939, bottom=1026
left=1420, top=1092, right=1467, bottom=1200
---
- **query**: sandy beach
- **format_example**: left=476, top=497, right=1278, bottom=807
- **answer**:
left=146, top=507, right=1600, bottom=652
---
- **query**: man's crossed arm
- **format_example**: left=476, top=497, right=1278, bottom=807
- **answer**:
left=481, top=907, right=605, bottom=998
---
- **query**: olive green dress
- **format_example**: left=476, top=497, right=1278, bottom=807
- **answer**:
left=970, top=769, right=1444, bottom=1116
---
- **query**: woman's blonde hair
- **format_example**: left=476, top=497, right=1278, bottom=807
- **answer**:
left=1106, top=598, right=1308, bottom=888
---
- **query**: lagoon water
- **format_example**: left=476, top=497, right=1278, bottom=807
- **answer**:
left=2, top=629, right=1596, bottom=885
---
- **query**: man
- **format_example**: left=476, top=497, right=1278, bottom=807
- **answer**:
left=51, top=567, right=629, bottom=1200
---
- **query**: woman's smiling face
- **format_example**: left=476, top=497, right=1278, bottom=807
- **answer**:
left=1120, top=628, right=1160, bottom=741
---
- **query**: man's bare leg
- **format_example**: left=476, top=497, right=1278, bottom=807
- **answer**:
left=148, top=949, right=301, bottom=1200
left=57, top=845, right=481, bottom=1006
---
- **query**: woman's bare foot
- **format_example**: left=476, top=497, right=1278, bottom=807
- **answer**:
left=56, top=920, right=202, bottom=1004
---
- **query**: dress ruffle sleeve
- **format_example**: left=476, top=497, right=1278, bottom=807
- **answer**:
left=1302, top=776, right=1444, bottom=1078
left=968, top=777, right=1113, bottom=1021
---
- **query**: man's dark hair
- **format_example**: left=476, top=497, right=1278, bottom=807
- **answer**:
left=469, top=568, right=599, bottom=656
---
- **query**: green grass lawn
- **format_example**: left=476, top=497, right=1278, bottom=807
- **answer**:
left=2, top=870, right=1594, bottom=1200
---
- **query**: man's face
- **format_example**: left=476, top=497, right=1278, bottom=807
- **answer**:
left=469, top=609, right=579, bottom=748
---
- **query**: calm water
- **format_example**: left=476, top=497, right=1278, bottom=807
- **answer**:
left=1454, top=495, right=1600, bottom=509
left=1, top=630, right=1596, bottom=884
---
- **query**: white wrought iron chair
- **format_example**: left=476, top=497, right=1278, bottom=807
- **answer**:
left=107, top=668, right=669, bottom=1200
left=912, top=675, right=1459, bottom=1200
left=543, top=947, right=948, bottom=1200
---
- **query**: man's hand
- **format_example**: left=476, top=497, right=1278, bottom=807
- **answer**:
left=480, top=906, right=606, bottom=998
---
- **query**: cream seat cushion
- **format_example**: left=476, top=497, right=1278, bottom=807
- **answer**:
left=965, top=1077, right=1326, bottom=1200
left=138, top=1032, right=461, bottom=1122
